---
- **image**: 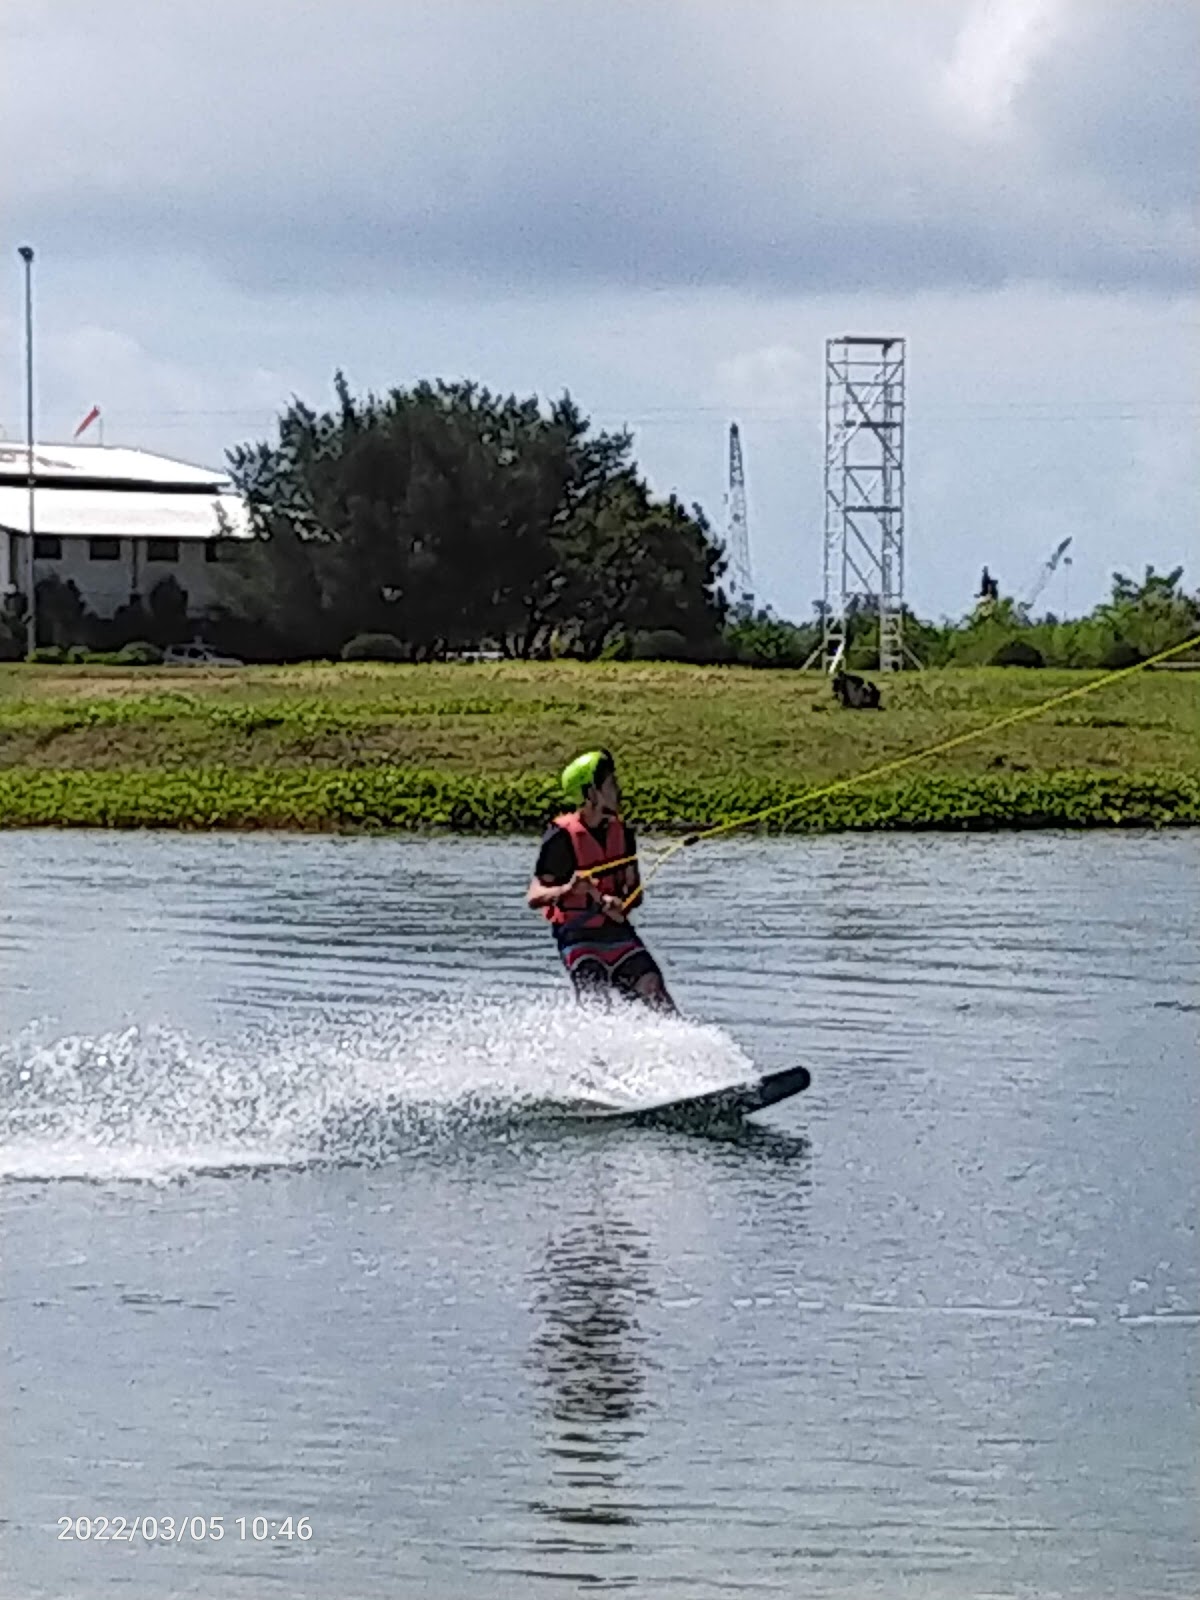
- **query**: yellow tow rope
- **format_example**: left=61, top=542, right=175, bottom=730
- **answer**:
left=577, top=631, right=1200, bottom=905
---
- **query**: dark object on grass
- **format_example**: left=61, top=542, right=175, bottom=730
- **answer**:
left=832, top=669, right=882, bottom=709
left=991, top=638, right=1045, bottom=668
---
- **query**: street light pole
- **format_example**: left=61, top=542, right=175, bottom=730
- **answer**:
left=17, top=245, right=36, bottom=657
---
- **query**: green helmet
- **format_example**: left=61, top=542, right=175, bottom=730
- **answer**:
left=561, top=749, right=614, bottom=806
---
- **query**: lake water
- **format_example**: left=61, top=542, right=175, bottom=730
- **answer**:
left=1, top=829, right=1197, bottom=1599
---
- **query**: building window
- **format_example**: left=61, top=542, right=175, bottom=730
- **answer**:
left=147, top=538, right=180, bottom=562
left=34, top=534, right=62, bottom=559
left=205, top=541, right=223, bottom=564
left=89, top=537, right=121, bottom=561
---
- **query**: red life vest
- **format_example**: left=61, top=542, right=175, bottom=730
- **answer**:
left=543, top=811, right=633, bottom=931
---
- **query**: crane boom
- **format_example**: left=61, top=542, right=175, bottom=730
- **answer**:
left=1022, top=537, right=1072, bottom=613
left=725, top=422, right=754, bottom=612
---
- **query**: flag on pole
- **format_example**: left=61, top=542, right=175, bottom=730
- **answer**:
left=73, top=405, right=101, bottom=439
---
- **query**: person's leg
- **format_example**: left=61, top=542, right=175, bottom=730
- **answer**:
left=566, top=954, right=613, bottom=1007
left=630, top=968, right=676, bottom=1012
left=611, top=945, right=677, bottom=1013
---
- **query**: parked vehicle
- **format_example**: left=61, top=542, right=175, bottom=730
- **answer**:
left=162, top=642, right=243, bottom=667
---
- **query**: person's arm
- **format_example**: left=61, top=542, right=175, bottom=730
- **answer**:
left=527, top=827, right=597, bottom=912
left=618, top=825, right=643, bottom=912
left=592, top=827, right=640, bottom=919
left=527, top=872, right=593, bottom=912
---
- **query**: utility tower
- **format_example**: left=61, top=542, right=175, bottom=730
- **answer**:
left=725, top=422, right=754, bottom=614
left=821, top=336, right=907, bottom=671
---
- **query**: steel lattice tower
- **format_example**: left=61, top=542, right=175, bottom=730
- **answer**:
left=725, top=422, right=754, bottom=613
left=822, top=336, right=907, bottom=671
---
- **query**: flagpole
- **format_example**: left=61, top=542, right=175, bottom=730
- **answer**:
left=18, top=245, right=35, bottom=657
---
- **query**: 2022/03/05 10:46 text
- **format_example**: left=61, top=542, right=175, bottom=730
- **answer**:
left=56, top=1514, right=314, bottom=1542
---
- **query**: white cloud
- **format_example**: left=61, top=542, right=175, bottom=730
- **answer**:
left=942, top=0, right=1071, bottom=133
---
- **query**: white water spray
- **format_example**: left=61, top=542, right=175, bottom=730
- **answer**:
left=0, top=996, right=755, bottom=1183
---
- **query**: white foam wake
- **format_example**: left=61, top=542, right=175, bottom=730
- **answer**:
left=0, top=995, right=754, bottom=1183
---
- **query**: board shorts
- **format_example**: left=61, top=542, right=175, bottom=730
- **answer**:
left=558, top=931, right=662, bottom=1002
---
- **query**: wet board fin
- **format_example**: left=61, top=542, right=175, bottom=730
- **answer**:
left=561, top=1064, right=811, bottom=1130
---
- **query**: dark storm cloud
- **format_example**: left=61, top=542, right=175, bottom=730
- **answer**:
left=5, top=0, right=1197, bottom=296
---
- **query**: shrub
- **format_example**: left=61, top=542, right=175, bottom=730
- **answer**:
left=341, top=632, right=407, bottom=662
left=690, top=634, right=735, bottom=665
left=726, top=615, right=815, bottom=668
left=845, top=640, right=881, bottom=672
left=991, top=638, right=1045, bottom=668
left=632, top=628, right=690, bottom=661
left=147, top=576, right=191, bottom=646
left=114, top=641, right=164, bottom=666
left=0, top=766, right=1195, bottom=833
left=29, top=645, right=66, bottom=664
left=1099, top=639, right=1145, bottom=671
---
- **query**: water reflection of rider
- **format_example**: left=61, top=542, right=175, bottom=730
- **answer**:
left=528, top=1207, right=652, bottom=1531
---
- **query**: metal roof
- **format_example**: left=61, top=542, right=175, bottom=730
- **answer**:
left=0, top=442, right=232, bottom=490
left=0, top=442, right=251, bottom=540
left=0, top=487, right=252, bottom=541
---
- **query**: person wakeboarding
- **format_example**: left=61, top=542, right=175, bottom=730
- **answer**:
left=527, top=749, right=676, bottom=1012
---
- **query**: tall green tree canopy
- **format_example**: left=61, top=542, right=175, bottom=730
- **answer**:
left=224, top=375, right=726, bottom=659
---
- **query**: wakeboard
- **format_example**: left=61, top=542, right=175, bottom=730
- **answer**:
left=560, top=1063, right=811, bottom=1132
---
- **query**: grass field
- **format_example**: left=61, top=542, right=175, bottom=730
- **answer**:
left=0, top=661, right=1196, bottom=832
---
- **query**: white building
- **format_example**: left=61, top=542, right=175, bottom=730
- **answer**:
left=0, top=442, right=252, bottom=620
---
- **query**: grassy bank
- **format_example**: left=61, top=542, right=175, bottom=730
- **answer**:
left=0, top=661, right=1196, bottom=832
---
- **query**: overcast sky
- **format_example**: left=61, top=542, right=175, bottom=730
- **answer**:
left=3, top=0, right=1197, bottom=620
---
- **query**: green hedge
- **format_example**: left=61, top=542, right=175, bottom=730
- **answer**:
left=28, top=643, right=165, bottom=665
left=0, top=766, right=1195, bottom=832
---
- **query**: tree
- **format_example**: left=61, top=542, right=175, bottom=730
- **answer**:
left=550, top=478, right=725, bottom=659
left=225, top=376, right=725, bottom=661
left=1098, top=565, right=1199, bottom=658
left=147, top=576, right=191, bottom=646
left=35, top=575, right=90, bottom=648
left=0, top=592, right=26, bottom=660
